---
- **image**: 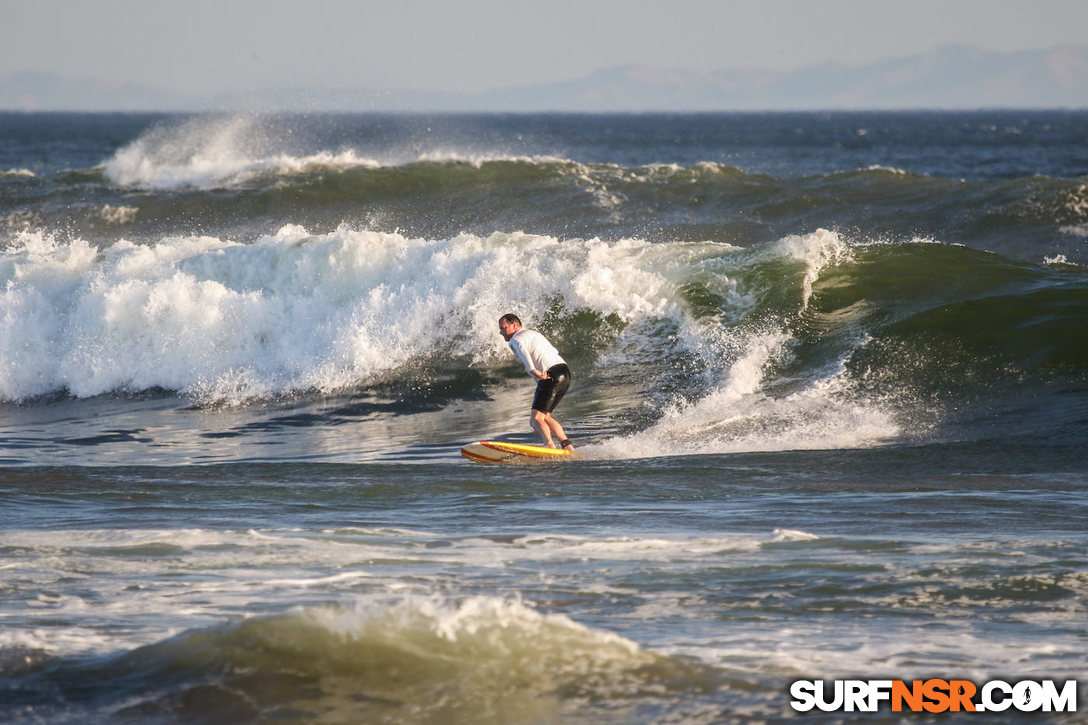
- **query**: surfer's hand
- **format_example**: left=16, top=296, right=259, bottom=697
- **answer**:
left=533, top=369, right=550, bottom=380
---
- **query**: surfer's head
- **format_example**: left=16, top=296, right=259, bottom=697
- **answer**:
left=498, top=313, right=522, bottom=341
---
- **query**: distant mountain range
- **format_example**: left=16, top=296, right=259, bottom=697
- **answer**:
left=3, top=43, right=1087, bottom=112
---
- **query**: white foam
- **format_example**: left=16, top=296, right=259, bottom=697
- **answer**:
left=1044, top=253, right=1077, bottom=265
left=864, top=164, right=910, bottom=175
left=414, top=148, right=567, bottom=167
left=98, top=205, right=138, bottom=224
left=589, top=327, right=897, bottom=459
left=5, top=522, right=1079, bottom=686
left=0, top=226, right=901, bottom=455
left=771, top=228, right=853, bottom=311
left=0, top=226, right=736, bottom=404
left=306, top=594, right=644, bottom=657
left=1061, top=183, right=1088, bottom=216
left=587, top=230, right=898, bottom=458
left=2, top=524, right=778, bottom=658
left=772, top=529, right=820, bottom=541
left=510, top=533, right=765, bottom=559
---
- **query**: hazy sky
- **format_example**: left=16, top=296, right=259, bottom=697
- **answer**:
left=5, top=0, right=1087, bottom=95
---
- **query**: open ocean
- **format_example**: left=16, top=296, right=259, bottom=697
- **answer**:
left=1, top=111, right=1087, bottom=723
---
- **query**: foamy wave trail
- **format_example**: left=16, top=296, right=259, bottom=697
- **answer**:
left=2, top=596, right=715, bottom=723
left=102, top=115, right=381, bottom=190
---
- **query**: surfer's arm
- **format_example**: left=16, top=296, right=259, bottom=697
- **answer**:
left=508, top=337, right=545, bottom=378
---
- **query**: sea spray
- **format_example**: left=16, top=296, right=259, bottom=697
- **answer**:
left=102, top=115, right=382, bottom=190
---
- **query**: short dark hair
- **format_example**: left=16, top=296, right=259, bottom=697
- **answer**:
left=499, top=313, right=522, bottom=326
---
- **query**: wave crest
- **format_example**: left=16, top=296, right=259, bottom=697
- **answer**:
left=0, top=226, right=740, bottom=404
left=11, top=596, right=716, bottom=724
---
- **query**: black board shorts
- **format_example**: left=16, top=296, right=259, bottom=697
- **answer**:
left=532, top=364, right=572, bottom=414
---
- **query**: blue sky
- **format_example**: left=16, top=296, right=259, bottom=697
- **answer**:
left=5, top=0, right=1087, bottom=95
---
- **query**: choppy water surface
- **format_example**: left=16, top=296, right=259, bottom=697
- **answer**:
left=2, top=111, right=1087, bottom=723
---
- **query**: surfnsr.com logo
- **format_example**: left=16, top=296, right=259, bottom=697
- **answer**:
left=790, top=679, right=1078, bottom=713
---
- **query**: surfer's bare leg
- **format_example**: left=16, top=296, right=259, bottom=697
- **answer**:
left=530, top=410, right=555, bottom=447
left=545, top=415, right=570, bottom=449
left=531, top=411, right=572, bottom=450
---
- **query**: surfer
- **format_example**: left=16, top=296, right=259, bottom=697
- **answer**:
left=498, top=313, right=574, bottom=451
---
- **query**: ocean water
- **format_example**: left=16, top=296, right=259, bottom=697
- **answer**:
left=1, top=111, right=1087, bottom=723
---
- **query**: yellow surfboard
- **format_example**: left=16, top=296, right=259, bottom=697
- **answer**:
left=461, top=440, right=576, bottom=464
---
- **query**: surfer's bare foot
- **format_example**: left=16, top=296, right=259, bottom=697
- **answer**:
left=560, top=439, right=574, bottom=451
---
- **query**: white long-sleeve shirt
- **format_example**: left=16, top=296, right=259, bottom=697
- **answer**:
left=508, top=329, right=565, bottom=377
